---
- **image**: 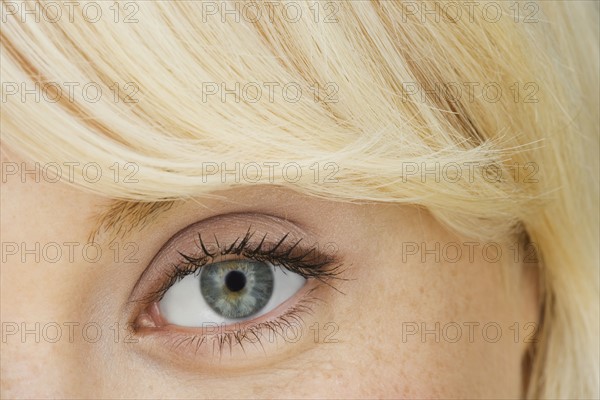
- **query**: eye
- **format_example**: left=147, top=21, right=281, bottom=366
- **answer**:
left=159, top=260, right=306, bottom=326
left=129, top=213, right=345, bottom=360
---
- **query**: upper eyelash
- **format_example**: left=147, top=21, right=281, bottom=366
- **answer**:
left=146, top=227, right=346, bottom=303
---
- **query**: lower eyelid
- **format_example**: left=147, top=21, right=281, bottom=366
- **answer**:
left=129, top=284, right=327, bottom=367
left=136, top=282, right=320, bottom=333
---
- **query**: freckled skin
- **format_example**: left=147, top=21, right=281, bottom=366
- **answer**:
left=1, top=154, right=539, bottom=399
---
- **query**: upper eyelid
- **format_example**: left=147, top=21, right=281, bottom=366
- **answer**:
left=146, top=229, right=337, bottom=296
left=125, top=212, right=331, bottom=308
left=139, top=229, right=339, bottom=305
left=176, top=232, right=336, bottom=278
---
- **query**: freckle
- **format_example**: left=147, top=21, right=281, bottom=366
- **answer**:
left=419, top=286, right=424, bottom=294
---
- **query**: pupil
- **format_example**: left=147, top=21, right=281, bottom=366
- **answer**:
left=225, top=270, right=246, bottom=292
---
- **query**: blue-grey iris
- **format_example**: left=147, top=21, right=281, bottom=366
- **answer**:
left=200, top=260, right=274, bottom=319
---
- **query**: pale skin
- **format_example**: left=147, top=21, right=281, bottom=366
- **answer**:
left=1, top=152, right=539, bottom=399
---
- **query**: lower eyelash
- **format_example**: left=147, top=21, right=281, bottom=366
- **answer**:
left=163, top=288, right=322, bottom=357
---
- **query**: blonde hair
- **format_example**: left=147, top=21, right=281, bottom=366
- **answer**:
left=1, top=1, right=598, bottom=398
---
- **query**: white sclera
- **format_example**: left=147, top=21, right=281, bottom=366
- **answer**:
left=158, top=262, right=306, bottom=327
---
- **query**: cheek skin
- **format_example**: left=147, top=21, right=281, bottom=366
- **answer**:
left=0, top=173, right=105, bottom=398
left=334, top=206, right=528, bottom=399
left=1, top=163, right=537, bottom=400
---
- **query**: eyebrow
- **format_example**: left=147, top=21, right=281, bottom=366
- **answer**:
left=89, top=200, right=176, bottom=243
